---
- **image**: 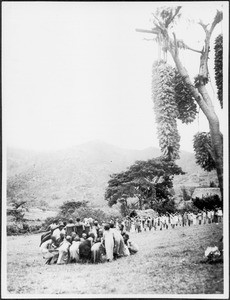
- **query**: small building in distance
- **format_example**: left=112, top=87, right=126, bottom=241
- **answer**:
left=192, top=187, right=221, bottom=199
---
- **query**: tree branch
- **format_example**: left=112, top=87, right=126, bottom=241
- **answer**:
left=210, top=10, right=223, bottom=35
left=135, top=28, right=158, bottom=35
left=167, top=6, right=182, bottom=27
left=184, top=44, right=202, bottom=54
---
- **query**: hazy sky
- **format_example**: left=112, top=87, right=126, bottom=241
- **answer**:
left=2, top=1, right=227, bottom=152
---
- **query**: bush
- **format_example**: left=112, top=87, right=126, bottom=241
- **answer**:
left=192, top=195, right=222, bottom=210
left=7, top=224, right=19, bottom=235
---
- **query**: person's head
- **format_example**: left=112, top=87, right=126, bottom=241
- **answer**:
left=60, top=232, right=65, bottom=239
left=74, top=236, right=80, bottom=242
left=82, top=233, right=87, bottom=239
left=71, top=232, right=77, bottom=239
left=59, top=222, right=64, bottom=229
left=66, top=235, right=72, bottom=243
left=104, top=224, right=110, bottom=231
left=69, top=218, right=74, bottom=224
left=76, top=217, right=81, bottom=222
left=63, top=221, right=67, bottom=226
left=53, top=219, right=58, bottom=225
left=88, top=232, right=95, bottom=240
left=124, top=233, right=129, bottom=240
left=109, top=222, right=114, bottom=228
left=94, top=220, right=98, bottom=226
left=98, top=228, right=103, bottom=236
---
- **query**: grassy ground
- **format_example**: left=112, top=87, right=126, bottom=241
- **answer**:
left=6, top=223, right=224, bottom=296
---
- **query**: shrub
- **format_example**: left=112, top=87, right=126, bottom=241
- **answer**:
left=7, top=224, right=19, bottom=235
left=192, top=194, right=222, bottom=210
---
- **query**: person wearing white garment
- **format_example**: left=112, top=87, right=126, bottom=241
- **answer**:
left=57, top=236, right=72, bottom=265
left=102, top=224, right=114, bottom=262
left=192, top=212, right=197, bottom=225
left=69, top=236, right=81, bottom=263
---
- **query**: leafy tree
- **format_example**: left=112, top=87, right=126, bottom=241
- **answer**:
left=105, top=156, right=184, bottom=213
left=58, top=200, right=88, bottom=216
left=54, top=200, right=120, bottom=224
left=192, top=195, right=222, bottom=210
left=136, top=6, right=223, bottom=199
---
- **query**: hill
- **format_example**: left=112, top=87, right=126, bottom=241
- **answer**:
left=6, top=140, right=218, bottom=212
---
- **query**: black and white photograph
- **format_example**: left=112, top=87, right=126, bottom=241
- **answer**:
left=1, top=1, right=229, bottom=298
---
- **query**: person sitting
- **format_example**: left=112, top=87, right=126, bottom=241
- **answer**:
left=91, top=237, right=105, bottom=263
left=69, top=236, right=81, bottom=263
left=49, top=219, right=59, bottom=231
left=57, top=236, right=72, bottom=265
left=123, top=233, right=139, bottom=255
left=39, top=220, right=59, bottom=246
left=52, top=222, right=65, bottom=241
left=79, top=237, right=92, bottom=262
left=80, top=233, right=87, bottom=242
left=40, top=236, right=59, bottom=264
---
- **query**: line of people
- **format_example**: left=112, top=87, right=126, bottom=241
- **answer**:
left=121, top=208, right=223, bottom=233
left=39, top=217, right=139, bottom=265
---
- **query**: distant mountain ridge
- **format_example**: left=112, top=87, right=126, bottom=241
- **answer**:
left=7, top=140, right=218, bottom=210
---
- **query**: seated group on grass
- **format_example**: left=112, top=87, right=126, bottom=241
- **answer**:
left=39, top=218, right=139, bottom=265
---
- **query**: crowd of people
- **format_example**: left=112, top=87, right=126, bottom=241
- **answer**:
left=39, top=217, right=139, bottom=265
left=123, top=208, right=223, bottom=232
left=39, top=207, right=222, bottom=265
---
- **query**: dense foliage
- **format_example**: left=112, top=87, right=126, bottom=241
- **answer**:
left=192, top=195, right=222, bottom=210
left=105, top=156, right=184, bottom=214
left=55, top=200, right=120, bottom=224
left=193, top=132, right=216, bottom=172
left=152, top=61, right=198, bottom=160
left=214, top=34, right=223, bottom=108
left=152, top=60, right=180, bottom=160
left=174, top=71, right=197, bottom=124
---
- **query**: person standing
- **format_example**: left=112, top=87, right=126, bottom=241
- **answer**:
left=197, top=211, right=202, bottom=225
left=102, top=224, right=114, bottom=262
left=75, top=218, right=85, bottom=238
left=110, top=222, right=125, bottom=259
left=192, top=212, right=197, bottom=225
left=202, top=210, right=207, bottom=225
left=207, top=210, right=212, bottom=224
left=182, top=212, right=188, bottom=227
left=217, top=207, right=223, bottom=224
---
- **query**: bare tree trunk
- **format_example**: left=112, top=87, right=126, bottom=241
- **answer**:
left=171, top=51, right=223, bottom=200
left=197, top=86, right=223, bottom=200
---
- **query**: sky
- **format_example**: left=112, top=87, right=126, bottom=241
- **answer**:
left=2, top=1, right=228, bottom=152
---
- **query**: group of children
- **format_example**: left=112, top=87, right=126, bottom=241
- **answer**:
left=39, top=218, right=139, bottom=265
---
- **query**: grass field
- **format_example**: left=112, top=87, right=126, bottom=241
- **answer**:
left=5, top=223, right=224, bottom=296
